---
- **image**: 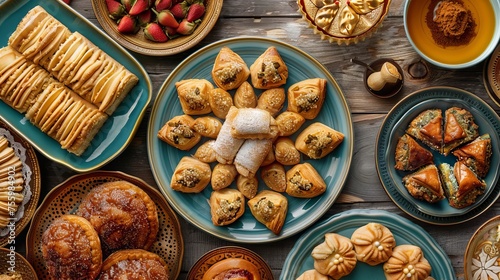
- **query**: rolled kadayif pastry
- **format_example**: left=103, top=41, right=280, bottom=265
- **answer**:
left=230, top=107, right=278, bottom=139
left=212, top=106, right=244, bottom=164
left=234, top=138, right=273, bottom=177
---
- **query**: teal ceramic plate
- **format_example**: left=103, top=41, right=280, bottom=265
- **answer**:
left=280, top=209, right=456, bottom=279
left=376, top=87, right=500, bottom=224
left=0, top=0, right=151, bottom=172
left=148, top=37, right=353, bottom=243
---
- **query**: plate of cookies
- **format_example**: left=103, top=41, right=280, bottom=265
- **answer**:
left=376, top=87, right=500, bottom=225
left=0, top=121, right=41, bottom=247
left=0, top=0, right=151, bottom=172
left=148, top=36, right=354, bottom=243
left=25, top=171, right=184, bottom=280
left=280, top=209, right=456, bottom=279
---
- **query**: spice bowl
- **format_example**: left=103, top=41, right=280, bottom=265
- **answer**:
left=363, top=58, right=404, bottom=98
left=404, top=0, right=500, bottom=69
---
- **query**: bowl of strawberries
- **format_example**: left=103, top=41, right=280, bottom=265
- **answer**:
left=92, top=0, right=223, bottom=56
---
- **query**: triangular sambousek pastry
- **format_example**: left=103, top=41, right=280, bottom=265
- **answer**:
left=250, top=46, right=288, bottom=89
left=402, top=164, right=445, bottom=203
left=406, top=109, right=443, bottom=152
left=439, top=162, right=486, bottom=209
left=287, top=78, right=327, bottom=120
left=247, top=190, right=288, bottom=235
left=211, top=46, right=250, bottom=91
left=452, top=134, right=492, bottom=178
left=442, top=106, right=479, bottom=155
left=394, top=134, right=434, bottom=171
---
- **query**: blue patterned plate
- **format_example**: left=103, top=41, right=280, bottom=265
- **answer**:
left=376, top=87, right=500, bottom=224
left=0, top=0, right=151, bottom=172
left=280, top=209, right=456, bottom=279
left=148, top=37, right=353, bottom=243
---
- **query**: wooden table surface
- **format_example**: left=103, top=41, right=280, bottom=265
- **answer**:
left=13, top=0, right=500, bottom=279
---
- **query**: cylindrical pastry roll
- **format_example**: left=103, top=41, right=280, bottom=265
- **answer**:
left=171, top=156, right=211, bottom=193
left=212, top=106, right=244, bottom=164
left=230, top=107, right=278, bottom=139
left=234, top=139, right=273, bottom=177
left=202, top=258, right=261, bottom=280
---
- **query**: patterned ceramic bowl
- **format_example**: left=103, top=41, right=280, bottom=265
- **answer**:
left=465, top=215, right=500, bottom=279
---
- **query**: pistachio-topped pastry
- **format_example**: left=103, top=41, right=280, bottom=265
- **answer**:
left=211, top=46, right=250, bottom=91
left=209, top=188, right=245, bottom=226
left=452, top=134, right=492, bottom=178
left=295, top=122, right=344, bottom=159
left=175, top=79, right=213, bottom=115
left=287, top=78, right=327, bottom=120
left=157, top=115, right=201, bottom=151
left=442, top=106, right=479, bottom=155
left=402, top=164, right=445, bottom=204
left=171, top=156, right=211, bottom=193
left=285, top=163, right=326, bottom=198
left=250, top=46, right=288, bottom=89
left=248, top=190, right=288, bottom=234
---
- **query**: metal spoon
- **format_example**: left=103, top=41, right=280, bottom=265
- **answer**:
left=351, top=58, right=376, bottom=72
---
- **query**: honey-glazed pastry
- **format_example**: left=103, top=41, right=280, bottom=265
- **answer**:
left=383, top=245, right=432, bottom=280
left=42, top=214, right=102, bottom=280
left=275, top=111, right=306, bottom=137
left=211, top=163, right=238, bottom=191
left=208, top=88, right=233, bottom=119
left=439, top=162, right=486, bottom=209
left=230, top=107, right=278, bottom=139
left=311, top=233, right=357, bottom=279
left=452, top=134, right=492, bottom=178
left=261, top=148, right=276, bottom=167
left=191, top=116, right=223, bottom=138
left=99, top=249, right=169, bottom=280
left=211, top=46, right=250, bottom=91
left=394, top=134, right=434, bottom=171
left=250, top=46, right=288, bottom=89
left=194, top=140, right=217, bottom=163
left=295, top=122, right=344, bottom=159
left=234, top=139, right=273, bottom=177
left=212, top=106, right=245, bottom=164
left=350, top=223, right=396, bottom=266
left=256, top=88, right=286, bottom=117
left=261, top=162, right=287, bottom=192
left=157, top=115, right=201, bottom=151
left=274, top=137, right=301, bottom=165
left=236, top=174, right=259, bottom=199
left=406, top=109, right=443, bottom=152
left=248, top=190, right=288, bottom=234
left=296, top=269, right=329, bottom=280
left=175, top=78, right=213, bottom=115
left=171, top=156, right=212, bottom=193
left=209, top=188, right=245, bottom=226
left=202, top=258, right=261, bottom=280
left=234, top=81, right=257, bottom=108
left=286, top=162, right=326, bottom=198
left=442, top=107, right=479, bottom=155
left=77, top=180, right=159, bottom=257
left=402, top=164, right=445, bottom=204
left=287, top=78, right=327, bottom=120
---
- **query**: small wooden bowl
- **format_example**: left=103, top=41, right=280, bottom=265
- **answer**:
left=91, top=0, right=223, bottom=56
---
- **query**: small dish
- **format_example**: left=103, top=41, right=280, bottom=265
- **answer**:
left=91, top=0, right=223, bottom=56
left=483, top=42, right=500, bottom=108
left=187, top=246, right=273, bottom=280
left=25, top=171, right=184, bottom=280
left=0, top=0, right=152, bottom=172
left=404, top=0, right=500, bottom=69
left=363, top=58, right=404, bottom=98
left=376, top=87, right=500, bottom=225
left=297, top=0, right=392, bottom=45
left=464, top=215, right=500, bottom=279
left=0, top=121, right=41, bottom=248
left=0, top=247, right=38, bottom=279
left=280, top=209, right=456, bottom=279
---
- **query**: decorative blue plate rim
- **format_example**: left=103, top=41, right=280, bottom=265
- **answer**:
left=376, top=86, right=500, bottom=225
left=0, top=0, right=152, bottom=172
left=280, top=209, right=457, bottom=279
left=147, top=36, right=354, bottom=243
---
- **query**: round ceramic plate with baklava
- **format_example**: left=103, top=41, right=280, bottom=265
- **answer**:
left=0, top=121, right=41, bottom=248
left=376, top=87, right=500, bottom=225
left=148, top=37, right=354, bottom=243
left=26, top=171, right=184, bottom=280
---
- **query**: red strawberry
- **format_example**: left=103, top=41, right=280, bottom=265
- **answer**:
left=176, top=18, right=199, bottom=35
left=137, top=9, right=154, bottom=26
left=121, top=0, right=136, bottom=12
left=129, top=0, right=150, bottom=16
left=106, top=0, right=126, bottom=20
left=155, top=0, right=172, bottom=11
left=170, top=1, right=189, bottom=19
left=155, top=9, right=179, bottom=28
left=165, top=25, right=178, bottom=37
left=186, top=3, right=205, bottom=22
left=144, top=22, right=168, bottom=42
left=117, top=15, right=140, bottom=33
left=62, top=0, right=71, bottom=4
